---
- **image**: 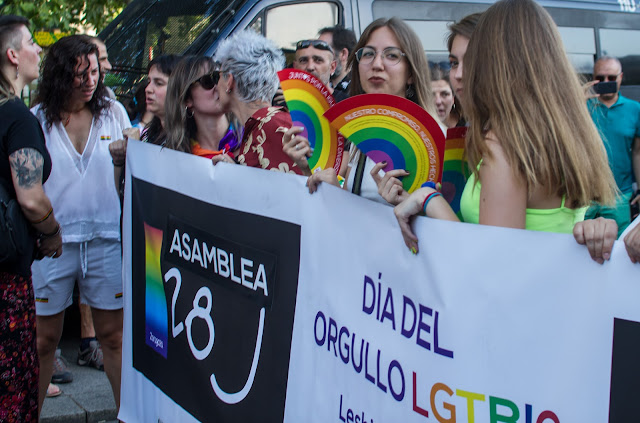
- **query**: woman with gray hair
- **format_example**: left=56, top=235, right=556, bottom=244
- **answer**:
left=213, top=30, right=304, bottom=174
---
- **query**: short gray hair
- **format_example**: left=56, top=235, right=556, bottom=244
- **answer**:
left=214, top=30, right=284, bottom=103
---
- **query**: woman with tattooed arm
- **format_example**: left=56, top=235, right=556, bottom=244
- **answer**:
left=0, top=15, right=62, bottom=421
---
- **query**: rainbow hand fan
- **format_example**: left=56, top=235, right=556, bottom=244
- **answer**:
left=441, top=127, right=470, bottom=219
left=323, top=94, right=445, bottom=193
left=277, top=69, right=344, bottom=173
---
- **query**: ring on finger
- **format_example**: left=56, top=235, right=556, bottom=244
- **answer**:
left=295, top=144, right=301, bottom=151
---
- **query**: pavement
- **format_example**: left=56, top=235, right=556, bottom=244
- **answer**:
left=39, top=309, right=119, bottom=423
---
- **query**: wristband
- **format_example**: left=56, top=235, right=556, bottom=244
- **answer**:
left=39, top=223, right=61, bottom=239
left=421, top=181, right=442, bottom=191
left=421, top=192, right=443, bottom=215
left=30, top=207, right=53, bottom=224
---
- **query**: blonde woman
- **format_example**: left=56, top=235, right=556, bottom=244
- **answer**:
left=394, top=0, right=616, bottom=252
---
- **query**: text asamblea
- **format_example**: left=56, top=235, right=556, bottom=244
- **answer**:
left=168, top=228, right=268, bottom=296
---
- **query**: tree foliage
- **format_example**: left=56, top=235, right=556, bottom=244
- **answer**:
left=0, top=0, right=131, bottom=33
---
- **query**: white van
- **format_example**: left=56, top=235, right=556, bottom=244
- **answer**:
left=100, top=0, right=640, bottom=101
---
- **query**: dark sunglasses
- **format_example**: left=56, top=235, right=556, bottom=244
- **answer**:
left=192, top=71, right=220, bottom=90
left=296, top=39, right=333, bottom=54
left=595, top=73, right=620, bottom=82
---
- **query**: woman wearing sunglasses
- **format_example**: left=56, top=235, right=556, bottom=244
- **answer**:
left=212, top=30, right=304, bottom=174
left=284, top=17, right=442, bottom=205
left=164, top=56, right=238, bottom=158
left=393, top=0, right=616, bottom=252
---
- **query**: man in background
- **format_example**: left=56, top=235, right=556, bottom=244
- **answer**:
left=318, top=25, right=356, bottom=102
left=586, top=56, right=640, bottom=235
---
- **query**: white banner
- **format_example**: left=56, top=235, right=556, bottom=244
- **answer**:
left=119, top=140, right=640, bottom=423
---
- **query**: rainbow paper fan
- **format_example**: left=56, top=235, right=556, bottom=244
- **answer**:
left=441, top=127, right=470, bottom=219
left=323, top=94, right=445, bottom=193
left=277, top=69, right=344, bottom=173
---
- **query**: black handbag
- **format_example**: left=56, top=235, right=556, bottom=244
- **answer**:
left=0, top=181, right=33, bottom=263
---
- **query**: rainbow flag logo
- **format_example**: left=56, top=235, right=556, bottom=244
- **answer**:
left=100, top=135, right=111, bottom=141
left=441, top=127, right=470, bottom=219
left=278, top=69, right=344, bottom=173
left=324, top=94, right=446, bottom=193
left=144, top=223, right=168, bottom=358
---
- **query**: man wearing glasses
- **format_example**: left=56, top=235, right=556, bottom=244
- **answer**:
left=293, top=39, right=337, bottom=94
left=586, top=56, right=640, bottom=235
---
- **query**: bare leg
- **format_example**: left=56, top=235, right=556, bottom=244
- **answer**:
left=36, top=312, right=65, bottom=416
left=91, top=307, right=123, bottom=411
left=79, top=302, right=96, bottom=338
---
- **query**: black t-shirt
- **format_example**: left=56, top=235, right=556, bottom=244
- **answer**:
left=0, top=98, right=52, bottom=277
left=332, top=74, right=351, bottom=104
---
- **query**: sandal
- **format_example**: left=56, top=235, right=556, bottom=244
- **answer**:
left=46, top=383, right=61, bottom=398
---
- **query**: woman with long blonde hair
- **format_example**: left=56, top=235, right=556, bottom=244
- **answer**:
left=394, top=0, right=616, bottom=252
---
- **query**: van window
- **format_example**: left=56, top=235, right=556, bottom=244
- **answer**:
left=405, top=20, right=451, bottom=54
left=265, top=3, right=339, bottom=51
left=557, top=26, right=595, bottom=74
left=101, top=0, right=247, bottom=98
left=249, top=2, right=339, bottom=65
left=600, top=28, right=640, bottom=87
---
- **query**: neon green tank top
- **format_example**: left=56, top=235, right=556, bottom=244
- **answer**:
left=459, top=172, right=586, bottom=234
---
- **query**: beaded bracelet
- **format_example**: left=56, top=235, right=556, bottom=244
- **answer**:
left=421, top=192, right=443, bottom=215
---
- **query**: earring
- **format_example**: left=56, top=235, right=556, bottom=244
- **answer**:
left=226, top=88, right=231, bottom=94
left=186, top=107, right=194, bottom=118
left=406, top=84, right=415, bottom=99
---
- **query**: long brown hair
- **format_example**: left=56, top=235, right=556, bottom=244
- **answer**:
left=348, top=17, right=435, bottom=117
left=164, top=56, right=215, bottom=153
left=463, top=0, right=616, bottom=207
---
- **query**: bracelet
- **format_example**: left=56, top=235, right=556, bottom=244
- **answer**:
left=39, top=223, right=61, bottom=239
left=30, top=207, right=53, bottom=224
left=421, top=181, right=442, bottom=191
left=421, top=192, right=443, bottom=215
left=112, top=159, right=125, bottom=167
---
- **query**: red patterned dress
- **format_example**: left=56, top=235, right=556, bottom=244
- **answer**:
left=236, top=107, right=304, bottom=175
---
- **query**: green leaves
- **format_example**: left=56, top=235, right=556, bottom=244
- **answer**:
left=0, top=0, right=130, bottom=33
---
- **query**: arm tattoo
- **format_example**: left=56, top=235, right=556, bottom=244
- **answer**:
left=9, top=148, right=44, bottom=189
